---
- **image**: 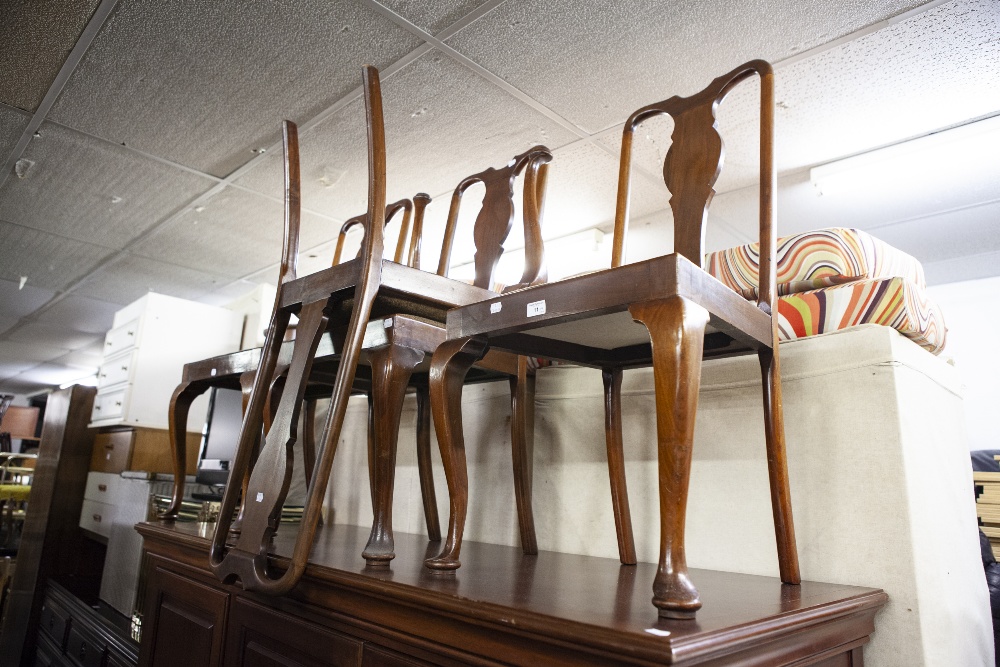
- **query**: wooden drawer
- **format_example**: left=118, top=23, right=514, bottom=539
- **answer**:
left=35, top=631, right=69, bottom=667
left=91, top=430, right=133, bottom=473
left=90, top=428, right=200, bottom=475
left=84, top=472, right=120, bottom=502
left=91, top=388, right=128, bottom=424
left=103, top=318, right=140, bottom=358
left=66, top=620, right=106, bottom=667
left=79, top=499, right=114, bottom=539
left=97, top=350, right=137, bottom=390
left=39, top=598, right=71, bottom=650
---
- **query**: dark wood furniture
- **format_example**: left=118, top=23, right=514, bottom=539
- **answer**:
left=0, top=385, right=104, bottom=667
left=35, top=580, right=138, bottom=667
left=208, top=65, right=554, bottom=594
left=137, top=520, right=886, bottom=666
left=426, top=59, right=798, bottom=619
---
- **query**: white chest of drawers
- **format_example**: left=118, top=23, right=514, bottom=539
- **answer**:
left=89, top=292, right=242, bottom=430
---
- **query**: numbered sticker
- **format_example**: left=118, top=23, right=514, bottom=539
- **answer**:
left=490, top=302, right=502, bottom=314
left=255, top=492, right=264, bottom=503
left=383, top=318, right=393, bottom=328
left=527, top=300, right=546, bottom=317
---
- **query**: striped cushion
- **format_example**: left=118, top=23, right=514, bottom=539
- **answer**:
left=706, top=228, right=926, bottom=300
left=777, top=277, right=946, bottom=354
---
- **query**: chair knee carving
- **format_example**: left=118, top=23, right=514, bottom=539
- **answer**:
left=425, top=59, right=800, bottom=619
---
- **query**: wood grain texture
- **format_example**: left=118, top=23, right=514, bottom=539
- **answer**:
left=429, top=60, right=799, bottom=618
left=138, top=521, right=887, bottom=667
left=0, top=386, right=98, bottom=667
left=602, top=367, right=636, bottom=565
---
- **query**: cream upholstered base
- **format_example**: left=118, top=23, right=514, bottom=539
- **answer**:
left=323, top=324, right=990, bottom=667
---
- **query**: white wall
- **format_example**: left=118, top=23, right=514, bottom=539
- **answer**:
left=927, top=275, right=1000, bottom=451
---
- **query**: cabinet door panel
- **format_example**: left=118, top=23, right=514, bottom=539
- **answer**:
left=226, top=597, right=362, bottom=667
left=362, top=646, right=435, bottom=667
left=140, top=565, right=228, bottom=667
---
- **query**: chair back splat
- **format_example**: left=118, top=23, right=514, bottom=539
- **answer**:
left=210, top=65, right=388, bottom=595
left=332, top=194, right=429, bottom=268
left=613, top=59, right=776, bottom=312
left=437, top=147, right=551, bottom=290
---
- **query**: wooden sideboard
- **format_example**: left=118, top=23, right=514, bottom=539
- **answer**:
left=136, top=521, right=887, bottom=666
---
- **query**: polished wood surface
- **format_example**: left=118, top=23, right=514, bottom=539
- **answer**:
left=138, top=521, right=885, bottom=666
left=0, top=386, right=100, bottom=667
left=427, top=59, right=799, bottom=618
left=201, top=63, right=555, bottom=595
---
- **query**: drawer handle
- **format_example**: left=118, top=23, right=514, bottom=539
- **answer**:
left=93, top=514, right=101, bottom=522
left=114, top=401, right=122, bottom=407
left=127, top=330, right=135, bottom=336
left=94, top=405, right=101, bottom=411
left=98, top=484, right=107, bottom=492
left=100, top=372, right=107, bottom=378
left=105, top=341, right=112, bottom=347
left=121, top=365, right=128, bottom=371
left=105, top=443, right=114, bottom=449
left=79, top=641, right=86, bottom=659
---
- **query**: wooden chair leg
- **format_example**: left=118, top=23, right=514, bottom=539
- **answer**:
left=366, top=392, right=375, bottom=509
left=509, top=357, right=538, bottom=555
left=758, top=347, right=800, bottom=585
left=602, top=367, right=637, bottom=565
left=301, top=397, right=322, bottom=527
left=629, top=296, right=708, bottom=619
left=231, top=369, right=262, bottom=536
left=363, top=343, right=424, bottom=566
left=161, top=380, right=209, bottom=520
left=415, top=385, right=441, bottom=542
left=425, top=336, right=488, bottom=571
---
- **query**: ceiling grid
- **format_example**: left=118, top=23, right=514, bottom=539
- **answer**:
left=0, top=0, right=997, bottom=394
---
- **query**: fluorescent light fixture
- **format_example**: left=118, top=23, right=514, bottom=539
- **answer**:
left=810, top=114, right=1000, bottom=197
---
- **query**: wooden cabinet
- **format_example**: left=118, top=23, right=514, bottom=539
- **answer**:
left=137, top=522, right=887, bottom=667
left=31, top=582, right=139, bottom=667
left=142, top=564, right=228, bottom=667
left=90, top=427, right=200, bottom=476
left=90, top=292, right=242, bottom=431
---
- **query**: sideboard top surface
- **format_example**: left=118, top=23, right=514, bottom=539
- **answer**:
left=138, top=520, right=886, bottom=665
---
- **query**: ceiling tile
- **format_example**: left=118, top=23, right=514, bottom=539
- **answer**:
left=0, top=279, right=56, bottom=322
left=378, top=0, right=493, bottom=35
left=924, top=249, right=1000, bottom=285
left=48, top=0, right=425, bottom=177
left=0, top=221, right=113, bottom=290
left=0, top=340, right=71, bottom=364
left=0, top=104, right=30, bottom=158
left=446, top=0, right=932, bottom=134
left=0, top=376, right=55, bottom=395
left=0, top=0, right=101, bottom=111
left=236, top=49, right=579, bottom=222
left=756, top=0, right=1000, bottom=175
left=50, top=347, right=104, bottom=370
left=6, top=323, right=102, bottom=351
left=73, top=254, right=231, bottom=304
left=130, top=186, right=340, bottom=279
left=16, top=362, right=95, bottom=386
left=33, top=294, right=121, bottom=334
left=0, top=121, right=214, bottom=248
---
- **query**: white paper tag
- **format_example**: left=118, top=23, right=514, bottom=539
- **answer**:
left=527, top=300, right=546, bottom=317
left=255, top=492, right=264, bottom=502
left=490, top=302, right=502, bottom=314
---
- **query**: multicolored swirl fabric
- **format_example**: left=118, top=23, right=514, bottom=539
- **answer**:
left=705, top=228, right=926, bottom=301
left=776, top=277, right=946, bottom=354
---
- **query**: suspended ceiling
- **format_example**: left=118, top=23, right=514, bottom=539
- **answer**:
left=0, top=0, right=998, bottom=395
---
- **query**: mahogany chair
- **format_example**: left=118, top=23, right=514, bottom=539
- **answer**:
left=160, top=195, right=429, bottom=523
left=209, top=65, right=551, bottom=594
left=425, top=59, right=800, bottom=619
